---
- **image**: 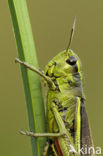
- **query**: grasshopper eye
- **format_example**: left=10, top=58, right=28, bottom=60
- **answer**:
left=66, top=56, right=77, bottom=65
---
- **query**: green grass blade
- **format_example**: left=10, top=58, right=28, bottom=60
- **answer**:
left=8, top=0, right=46, bottom=155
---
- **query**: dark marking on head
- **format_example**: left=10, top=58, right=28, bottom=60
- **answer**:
left=66, top=56, right=77, bottom=66
left=74, top=64, right=78, bottom=72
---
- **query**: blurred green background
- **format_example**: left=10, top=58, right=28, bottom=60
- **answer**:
left=0, top=0, right=103, bottom=155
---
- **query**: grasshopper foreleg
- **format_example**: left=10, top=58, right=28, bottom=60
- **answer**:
left=15, top=58, right=56, bottom=89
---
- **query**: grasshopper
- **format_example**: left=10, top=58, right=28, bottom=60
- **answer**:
left=15, top=17, right=94, bottom=156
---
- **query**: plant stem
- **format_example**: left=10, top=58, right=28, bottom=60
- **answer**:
left=8, top=0, right=46, bottom=155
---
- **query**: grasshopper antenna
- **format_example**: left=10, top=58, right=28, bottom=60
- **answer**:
left=66, top=16, right=76, bottom=52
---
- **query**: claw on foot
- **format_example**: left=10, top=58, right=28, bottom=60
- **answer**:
left=19, top=130, right=29, bottom=136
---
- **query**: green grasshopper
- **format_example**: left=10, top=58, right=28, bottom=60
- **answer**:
left=15, top=17, right=94, bottom=156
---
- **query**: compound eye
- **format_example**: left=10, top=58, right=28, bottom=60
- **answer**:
left=66, top=56, right=77, bottom=65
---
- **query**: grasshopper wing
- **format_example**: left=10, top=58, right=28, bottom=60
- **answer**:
left=81, top=99, right=94, bottom=156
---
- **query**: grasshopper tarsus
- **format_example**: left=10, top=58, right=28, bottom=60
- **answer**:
left=15, top=58, right=22, bottom=64
left=19, top=130, right=34, bottom=137
left=19, top=129, right=27, bottom=135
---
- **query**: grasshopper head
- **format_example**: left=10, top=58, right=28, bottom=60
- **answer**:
left=44, top=49, right=82, bottom=78
left=44, top=49, right=85, bottom=98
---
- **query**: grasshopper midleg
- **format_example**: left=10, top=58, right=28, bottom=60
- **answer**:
left=43, top=141, right=50, bottom=156
left=20, top=130, right=64, bottom=137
